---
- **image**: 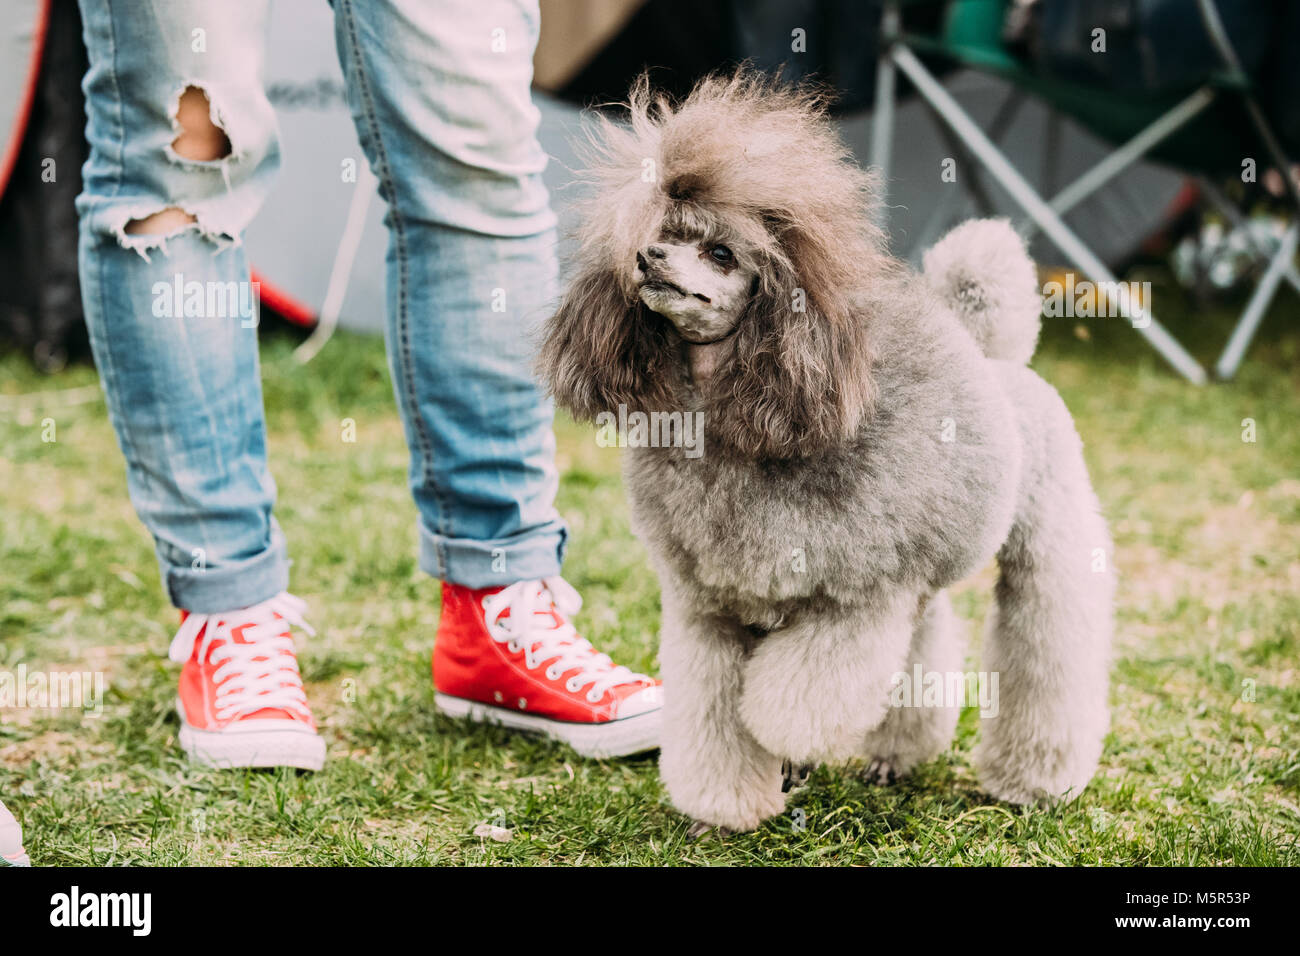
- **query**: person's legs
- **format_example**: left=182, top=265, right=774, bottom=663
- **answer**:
left=330, top=0, right=565, bottom=587
left=77, top=0, right=285, bottom=612
left=330, top=0, right=660, bottom=755
left=77, top=0, right=323, bottom=769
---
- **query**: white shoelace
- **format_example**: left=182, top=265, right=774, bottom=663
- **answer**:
left=168, top=592, right=314, bottom=722
left=482, top=577, right=650, bottom=703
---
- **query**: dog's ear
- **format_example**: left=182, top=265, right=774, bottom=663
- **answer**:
left=706, top=233, right=875, bottom=459
left=539, top=262, right=680, bottom=421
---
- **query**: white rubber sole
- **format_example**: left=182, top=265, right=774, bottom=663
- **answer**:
left=0, top=801, right=29, bottom=867
left=176, top=698, right=325, bottom=771
left=435, top=693, right=661, bottom=759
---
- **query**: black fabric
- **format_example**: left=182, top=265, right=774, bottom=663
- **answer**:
left=549, top=0, right=946, bottom=114
left=1034, top=0, right=1275, bottom=93
left=0, top=0, right=89, bottom=372
left=730, top=0, right=885, bottom=111
left=1262, top=1, right=1300, bottom=156
left=1031, top=0, right=1299, bottom=155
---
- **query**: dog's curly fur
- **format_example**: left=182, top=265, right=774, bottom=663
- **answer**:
left=541, top=71, right=1114, bottom=832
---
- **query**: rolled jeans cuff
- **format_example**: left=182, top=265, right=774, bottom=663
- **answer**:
left=419, top=519, right=567, bottom=589
left=162, top=523, right=291, bottom=613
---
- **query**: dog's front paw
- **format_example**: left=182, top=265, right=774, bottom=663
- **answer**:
left=669, top=790, right=786, bottom=834
left=973, top=726, right=1104, bottom=806
left=686, top=821, right=734, bottom=840
left=863, top=756, right=900, bottom=786
left=857, top=719, right=957, bottom=786
left=660, top=747, right=787, bottom=833
left=781, top=758, right=816, bottom=793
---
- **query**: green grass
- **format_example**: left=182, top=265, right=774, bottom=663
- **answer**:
left=2, top=273, right=1298, bottom=866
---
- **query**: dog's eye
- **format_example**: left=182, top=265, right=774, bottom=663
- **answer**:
left=708, top=245, right=734, bottom=264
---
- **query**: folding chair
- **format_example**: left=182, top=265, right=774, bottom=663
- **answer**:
left=869, top=0, right=1300, bottom=383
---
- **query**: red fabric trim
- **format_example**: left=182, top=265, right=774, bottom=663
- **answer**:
left=251, top=267, right=318, bottom=328
left=0, top=0, right=51, bottom=200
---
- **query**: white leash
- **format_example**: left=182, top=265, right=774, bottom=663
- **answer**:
left=294, top=162, right=377, bottom=364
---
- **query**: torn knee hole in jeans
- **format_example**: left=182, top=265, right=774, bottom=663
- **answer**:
left=166, top=84, right=235, bottom=165
left=116, top=204, right=236, bottom=260
left=117, top=87, right=242, bottom=259
left=124, top=206, right=199, bottom=236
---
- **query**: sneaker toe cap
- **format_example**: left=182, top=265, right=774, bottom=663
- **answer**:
left=613, top=683, right=663, bottom=719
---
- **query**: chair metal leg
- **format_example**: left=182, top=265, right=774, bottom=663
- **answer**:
left=1197, top=0, right=1300, bottom=216
left=1199, top=178, right=1298, bottom=378
left=891, top=43, right=1209, bottom=384
left=1214, top=222, right=1299, bottom=380
left=1199, top=178, right=1300, bottom=294
left=1043, top=87, right=1215, bottom=223
left=908, top=86, right=1027, bottom=261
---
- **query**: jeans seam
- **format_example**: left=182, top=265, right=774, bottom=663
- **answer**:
left=337, top=0, right=448, bottom=578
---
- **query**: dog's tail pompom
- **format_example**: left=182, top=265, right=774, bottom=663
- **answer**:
left=923, top=219, right=1041, bottom=365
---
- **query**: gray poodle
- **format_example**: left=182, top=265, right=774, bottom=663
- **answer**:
left=541, top=72, right=1114, bottom=832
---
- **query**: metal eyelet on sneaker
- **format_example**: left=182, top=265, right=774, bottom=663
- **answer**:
left=586, top=690, right=603, bottom=704
left=565, top=677, right=581, bottom=693
left=546, top=665, right=562, bottom=680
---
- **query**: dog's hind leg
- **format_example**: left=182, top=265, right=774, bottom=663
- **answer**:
left=861, top=590, right=965, bottom=784
left=973, top=369, right=1114, bottom=804
left=658, top=585, right=788, bottom=833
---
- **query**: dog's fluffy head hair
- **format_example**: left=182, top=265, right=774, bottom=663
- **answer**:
left=541, top=69, right=892, bottom=459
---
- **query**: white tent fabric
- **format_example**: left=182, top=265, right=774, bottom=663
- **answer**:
left=0, top=0, right=46, bottom=196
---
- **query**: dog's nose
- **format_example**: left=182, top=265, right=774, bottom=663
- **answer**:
left=635, top=251, right=649, bottom=272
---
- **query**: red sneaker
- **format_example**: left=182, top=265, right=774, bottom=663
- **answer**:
left=0, top=800, right=29, bottom=867
left=168, top=592, right=325, bottom=771
left=433, top=577, right=662, bottom=758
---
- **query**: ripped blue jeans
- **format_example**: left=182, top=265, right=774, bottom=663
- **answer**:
left=75, top=0, right=566, bottom=612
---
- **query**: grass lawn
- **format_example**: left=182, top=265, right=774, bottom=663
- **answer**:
left=2, top=270, right=1298, bottom=866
